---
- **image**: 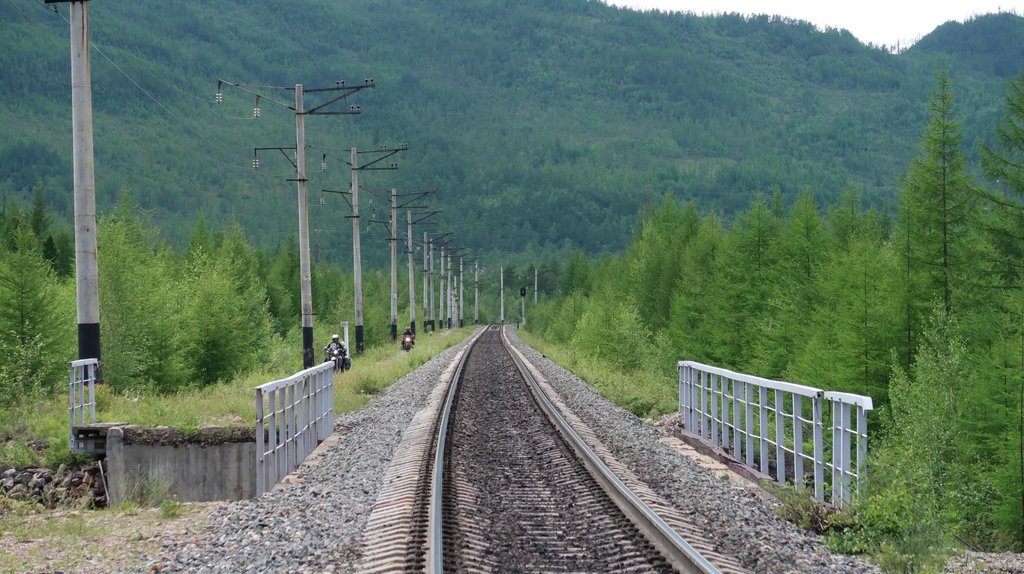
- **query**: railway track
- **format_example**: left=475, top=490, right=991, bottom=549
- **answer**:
left=358, top=325, right=745, bottom=573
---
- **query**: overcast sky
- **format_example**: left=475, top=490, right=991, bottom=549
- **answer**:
left=604, top=1, right=1023, bottom=48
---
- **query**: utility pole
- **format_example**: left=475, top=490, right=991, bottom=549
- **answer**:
left=447, top=250, right=455, bottom=329
left=49, top=0, right=101, bottom=363
left=372, top=193, right=433, bottom=338
left=389, top=188, right=398, bottom=341
left=350, top=148, right=364, bottom=353
left=459, top=256, right=465, bottom=328
left=448, top=250, right=463, bottom=329
left=407, top=210, right=415, bottom=334
left=448, top=248, right=455, bottom=329
left=535, top=266, right=538, bottom=304
left=422, top=232, right=429, bottom=333
left=439, top=245, right=446, bottom=329
left=424, top=232, right=449, bottom=333
left=371, top=192, right=434, bottom=339
left=224, top=77, right=372, bottom=366
left=344, top=144, right=406, bottom=353
left=294, top=86, right=315, bottom=367
left=500, top=266, right=505, bottom=322
left=474, top=261, right=479, bottom=324
left=429, top=239, right=435, bottom=332
left=406, top=205, right=438, bottom=335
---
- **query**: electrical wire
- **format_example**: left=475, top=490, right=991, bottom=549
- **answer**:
left=5, top=0, right=51, bottom=27
left=5, top=0, right=68, bottom=57
left=34, top=1, right=379, bottom=204
left=38, top=0, right=257, bottom=174
left=152, top=79, right=266, bottom=122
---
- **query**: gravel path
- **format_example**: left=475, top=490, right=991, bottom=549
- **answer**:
left=149, top=328, right=880, bottom=573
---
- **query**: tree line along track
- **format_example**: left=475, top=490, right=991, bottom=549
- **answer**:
left=358, top=325, right=745, bottom=573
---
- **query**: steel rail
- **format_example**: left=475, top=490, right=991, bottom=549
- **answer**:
left=499, top=326, right=722, bottom=574
left=426, top=325, right=491, bottom=574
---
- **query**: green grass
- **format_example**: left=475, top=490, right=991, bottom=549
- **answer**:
left=0, top=501, right=205, bottom=573
left=0, top=498, right=94, bottom=541
left=1, top=511, right=88, bottom=540
left=159, top=500, right=184, bottom=519
left=0, top=328, right=470, bottom=468
left=118, top=466, right=173, bottom=508
left=518, top=330, right=677, bottom=419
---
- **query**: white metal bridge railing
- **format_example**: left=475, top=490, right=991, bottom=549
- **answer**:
left=256, top=361, right=335, bottom=495
left=69, top=358, right=99, bottom=453
left=678, top=360, right=873, bottom=507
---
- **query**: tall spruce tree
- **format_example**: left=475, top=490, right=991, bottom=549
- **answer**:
left=896, top=64, right=978, bottom=359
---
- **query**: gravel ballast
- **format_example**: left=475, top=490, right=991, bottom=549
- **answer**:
left=152, top=328, right=883, bottom=573
left=503, top=329, right=880, bottom=574
left=151, top=335, right=473, bottom=573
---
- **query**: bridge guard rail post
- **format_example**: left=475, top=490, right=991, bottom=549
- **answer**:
left=679, top=361, right=872, bottom=507
left=825, top=391, right=873, bottom=507
left=68, top=358, right=99, bottom=452
left=256, top=362, right=335, bottom=496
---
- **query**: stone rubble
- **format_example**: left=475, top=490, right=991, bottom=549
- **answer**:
left=0, top=462, right=106, bottom=509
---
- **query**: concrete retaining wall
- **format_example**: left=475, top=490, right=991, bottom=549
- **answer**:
left=105, top=427, right=256, bottom=503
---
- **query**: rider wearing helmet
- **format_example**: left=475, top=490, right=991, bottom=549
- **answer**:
left=325, top=334, right=346, bottom=356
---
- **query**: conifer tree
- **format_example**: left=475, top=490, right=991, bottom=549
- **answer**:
left=561, top=250, right=592, bottom=296
left=897, top=64, right=977, bottom=319
left=0, top=218, right=63, bottom=403
left=722, top=195, right=781, bottom=372
left=668, top=214, right=727, bottom=364
left=627, top=197, right=698, bottom=332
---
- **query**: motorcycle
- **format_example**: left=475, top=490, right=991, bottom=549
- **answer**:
left=401, top=334, right=414, bottom=352
left=326, top=346, right=350, bottom=372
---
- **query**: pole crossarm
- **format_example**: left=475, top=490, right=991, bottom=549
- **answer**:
left=217, top=78, right=374, bottom=115
left=253, top=146, right=298, bottom=170
left=303, top=80, right=375, bottom=115
left=398, top=198, right=430, bottom=209
left=216, top=80, right=294, bottom=111
left=412, top=209, right=442, bottom=226
left=341, top=144, right=409, bottom=171
left=433, top=239, right=456, bottom=252
left=396, top=188, right=435, bottom=208
left=368, top=217, right=393, bottom=236
left=321, top=188, right=352, bottom=208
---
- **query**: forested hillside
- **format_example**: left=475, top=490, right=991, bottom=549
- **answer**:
left=525, top=63, right=1024, bottom=567
left=0, top=0, right=1020, bottom=262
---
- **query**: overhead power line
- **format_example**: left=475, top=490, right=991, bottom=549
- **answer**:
left=37, top=0, right=255, bottom=173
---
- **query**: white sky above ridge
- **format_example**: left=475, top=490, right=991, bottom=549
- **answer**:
left=604, top=1, right=1023, bottom=49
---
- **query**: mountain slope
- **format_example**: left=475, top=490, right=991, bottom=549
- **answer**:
left=0, top=0, right=1019, bottom=262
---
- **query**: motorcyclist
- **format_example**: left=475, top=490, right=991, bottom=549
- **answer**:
left=400, top=327, right=415, bottom=351
left=324, top=334, right=346, bottom=359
